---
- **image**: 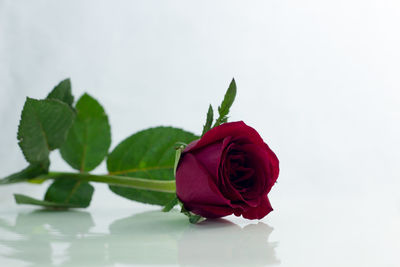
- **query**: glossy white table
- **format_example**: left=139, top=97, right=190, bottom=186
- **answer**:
left=0, top=181, right=399, bottom=267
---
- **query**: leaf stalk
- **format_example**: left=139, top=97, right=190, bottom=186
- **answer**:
left=37, top=172, right=176, bottom=193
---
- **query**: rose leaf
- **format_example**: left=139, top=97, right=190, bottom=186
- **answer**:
left=46, top=78, right=74, bottom=106
left=14, top=178, right=94, bottom=209
left=214, top=78, right=237, bottom=127
left=17, top=98, right=75, bottom=164
left=162, top=196, right=179, bottom=212
left=0, top=161, right=49, bottom=185
left=107, top=127, right=198, bottom=206
left=60, top=93, right=111, bottom=172
left=201, top=104, right=214, bottom=136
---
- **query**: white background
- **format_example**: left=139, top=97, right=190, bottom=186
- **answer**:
left=0, top=1, right=399, bottom=266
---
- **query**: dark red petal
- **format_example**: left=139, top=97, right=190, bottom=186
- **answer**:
left=186, top=121, right=266, bottom=153
left=221, top=142, right=269, bottom=204
left=239, top=143, right=269, bottom=195
left=176, top=153, right=230, bottom=207
left=264, top=143, right=279, bottom=188
left=184, top=203, right=233, bottom=218
left=190, top=141, right=223, bottom=181
left=240, top=197, right=273, bottom=220
left=218, top=137, right=247, bottom=203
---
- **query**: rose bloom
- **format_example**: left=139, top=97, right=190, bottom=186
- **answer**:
left=176, top=121, right=279, bottom=219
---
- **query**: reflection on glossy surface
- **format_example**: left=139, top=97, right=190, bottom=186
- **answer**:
left=0, top=210, right=279, bottom=266
left=179, top=220, right=279, bottom=266
left=0, top=211, right=95, bottom=266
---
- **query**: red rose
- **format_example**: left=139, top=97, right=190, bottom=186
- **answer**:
left=176, top=121, right=279, bottom=219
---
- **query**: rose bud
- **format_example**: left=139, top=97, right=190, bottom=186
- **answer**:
left=176, top=121, right=279, bottom=220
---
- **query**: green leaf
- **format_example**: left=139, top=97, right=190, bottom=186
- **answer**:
left=44, top=178, right=94, bottom=208
left=107, top=127, right=198, bottom=206
left=27, top=178, right=48, bottom=184
left=46, top=78, right=74, bottom=106
left=14, top=194, right=84, bottom=209
left=162, top=196, right=178, bottom=212
left=60, top=93, right=111, bottom=172
left=14, top=178, right=94, bottom=209
left=214, top=78, right=237, bottom=127
left=0, top=161, right=49, bottom=185
left=180, top=204, right=204, bottom=224
left=201, top=104, right=214, bottom=136
left=173, top=145, right=185, bottom=177
left=17, top=98, right=75, bottom=164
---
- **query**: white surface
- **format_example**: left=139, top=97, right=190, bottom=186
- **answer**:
left=0, top=184, right=399, bottom=267
left=1, top=0, right=400, bottom=266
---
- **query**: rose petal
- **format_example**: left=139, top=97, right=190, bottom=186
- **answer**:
left=239, top=143, right=270, bottom=197
left=240, top=196, right=273, bottom=220
left=190, top=141, right=223, bottom=181
left=264, top=143, right=279, bottom=192
left=186, top=121, right=266, bottom=153
left=185, top=203, right=233, bottom=218
left=176, top=153, right=231, bottom=207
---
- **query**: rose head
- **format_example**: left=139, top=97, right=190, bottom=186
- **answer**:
left=176, top=121, right=279, bottom=220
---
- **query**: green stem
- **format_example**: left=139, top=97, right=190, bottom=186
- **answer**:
left=39, top=172, right=176, bottom=193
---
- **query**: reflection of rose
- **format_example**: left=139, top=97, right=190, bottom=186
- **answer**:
left=178, top=220, right=280, bottom=266
left=0, top=211, right=280, bottom=266
left=108, top=212, right=279, bottom=266
left=176, top=121, right=279, bottom=219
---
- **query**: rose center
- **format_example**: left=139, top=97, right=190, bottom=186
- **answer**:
left=227, top=150, right=255, bottom=191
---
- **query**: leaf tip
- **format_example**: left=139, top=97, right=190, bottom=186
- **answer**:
left=13, top=194, right=23, bottom=204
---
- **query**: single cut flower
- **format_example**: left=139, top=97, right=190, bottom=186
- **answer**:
left=176, top=121, right=279, bottom=219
